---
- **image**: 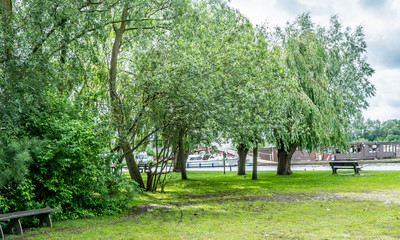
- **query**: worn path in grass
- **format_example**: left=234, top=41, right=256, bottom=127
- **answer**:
left=10, top=171, right=400, bottom=239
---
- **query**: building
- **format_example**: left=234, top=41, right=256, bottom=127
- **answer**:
left=258, top=142, right=400, bottom=162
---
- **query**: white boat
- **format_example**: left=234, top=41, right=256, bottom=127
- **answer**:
left=186, top=154, right=233, bottom=168
left=226, top=157, right=238, bottom=166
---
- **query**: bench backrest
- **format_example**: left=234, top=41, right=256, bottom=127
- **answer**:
left=329, top=161, right=359, bottom=167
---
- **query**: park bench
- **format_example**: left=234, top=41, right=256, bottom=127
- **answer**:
left=329, top=161, right=362, bottom=175
left=138, top=163, right=149, bottom=172
left=0, top=208, right=61, bottom=239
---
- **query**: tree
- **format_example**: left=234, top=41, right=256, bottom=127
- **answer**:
left=218, top=21, right=285, bottom=176
left=100, top=0, right=189, bottom=188
left=268, top=14, right=375, bottom=175
left=352, top=119, right=400, bottom=142
left=1, top=0, right=138, bottom=217
left=133, top=0, right=266, bottom=180
left=364, top=119, right=382, bottom=141
left=381, top=120, right=400, bottom=139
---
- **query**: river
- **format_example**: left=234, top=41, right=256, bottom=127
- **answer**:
left=186, top=162, right=400, bottom=171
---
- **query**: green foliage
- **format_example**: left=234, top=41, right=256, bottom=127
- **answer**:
left=0, top=139, right=34, bottom=189
left=384, top=134, right=400, bottom=142
left=0, top=96, right=139, bottom=219
left=262, top=13, right=375, bottom=153
left=28, top=98, right=138, bottom=218
left=351, top=118, right=400, bottom=142
left=0, top=0, right=140, bottom=220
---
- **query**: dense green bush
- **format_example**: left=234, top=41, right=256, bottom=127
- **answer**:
left=0, top=139, right=40, bottom=213
left=30, top=111, right=138, bottom=219
left=0, top=97, right=139, bottom=222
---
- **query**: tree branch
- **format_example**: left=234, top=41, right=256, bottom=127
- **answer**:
left=32, top=18, right=68, bottom=55
left=51, top=27, right=98, bottom=55
left=109, top=18, right=171, bottom=24
left=125, top=25, right=168, bottom=31
left=122, top=128, right=159, bottom=156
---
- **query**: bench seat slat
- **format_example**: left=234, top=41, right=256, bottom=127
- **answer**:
left=333, top=166, right=362, bottom=169
left=0, top=208, right=61, bottom=221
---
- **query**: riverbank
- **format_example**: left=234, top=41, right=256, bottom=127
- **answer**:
left=258, top=158, right=400, bottom=166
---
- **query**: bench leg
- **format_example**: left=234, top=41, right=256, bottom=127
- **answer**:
left=38, top=213, right=52, bottom=228
left=1, top=225, right=4, bottom=240
left=9, top=218, right=23, bottom=235
left=355, top=168, right=360, bottom=175
left=332, top=168, right=338, bottom=174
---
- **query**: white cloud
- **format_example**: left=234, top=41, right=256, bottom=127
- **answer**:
left=363, top=67, right=400, bottom=121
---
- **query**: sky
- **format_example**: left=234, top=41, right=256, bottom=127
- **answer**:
left=228, top=0, right=400, bottom=122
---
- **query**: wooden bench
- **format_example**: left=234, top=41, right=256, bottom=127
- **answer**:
left=0, top=208, right=61, bottom=239
left=329, top=161, right=362, bottom=175
left=138, top=163, right=149, bottom=172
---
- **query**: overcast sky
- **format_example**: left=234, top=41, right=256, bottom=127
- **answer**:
left=228, top=0, right=400, bottom=122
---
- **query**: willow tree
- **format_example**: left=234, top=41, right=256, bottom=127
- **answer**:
left=184, top=5, right=263, bottom=177
left=212, top=19, right=286, bottom=177
left=132, top=0, right=261, bottom=180
left=269, top=13, right=375, bottom=175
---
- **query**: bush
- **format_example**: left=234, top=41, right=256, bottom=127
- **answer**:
left=0, top=97, right=139, bottom=222
left=0, top=139, right=39, bottom=212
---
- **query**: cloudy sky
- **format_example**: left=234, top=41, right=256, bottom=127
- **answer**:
left=228, top=0, right=400, bottom=122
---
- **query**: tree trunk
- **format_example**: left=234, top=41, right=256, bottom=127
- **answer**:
left=1, top=0, right=12, bottom=60
left=252, top=146, right=258, bottom=180
left=145, top=171, right=153, bottom=192
left=177, top=129, right=187, bottom=180
left=108, top=9, right=145, bottom=188
left=109, top=21, right=126, bottom=118
left=174, top=148, right=189, bottom=173
left=172, top=148, right=180, bottom=172
left=277, top=142, right=297, bottom=175
left=121, top=142, right=145, bottom=188
left=1, top=0, right=12, bottom=16
left=237, top=144, right=248, bottom=175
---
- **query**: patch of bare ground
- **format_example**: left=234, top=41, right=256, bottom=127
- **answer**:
left=129, top=191, right=400, bottom=217
left=336, top=190, right=400, bottom=204
left=176, top=192, right=316, bottom=203
left=130, top=203, right=175, bottom=217
left=218, top=192, right=342, bottom=203
left=224, top=191, right=400, bottom=204
left=233, top=193, right=315, bottom=202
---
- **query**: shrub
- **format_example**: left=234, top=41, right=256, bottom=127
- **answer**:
left=0, top=97, right=139, bottom=222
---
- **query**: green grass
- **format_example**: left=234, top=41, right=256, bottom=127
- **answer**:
left=9, top=170, right=400, bottom=239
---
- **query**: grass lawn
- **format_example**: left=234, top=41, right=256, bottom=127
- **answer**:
left=9, top=170, right=400, bottom=239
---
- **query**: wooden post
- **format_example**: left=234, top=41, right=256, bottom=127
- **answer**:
left=223, top=151, right=226, bottom=174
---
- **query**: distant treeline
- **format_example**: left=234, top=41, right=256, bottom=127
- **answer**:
left=352, top=119, right=400, bottom=142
